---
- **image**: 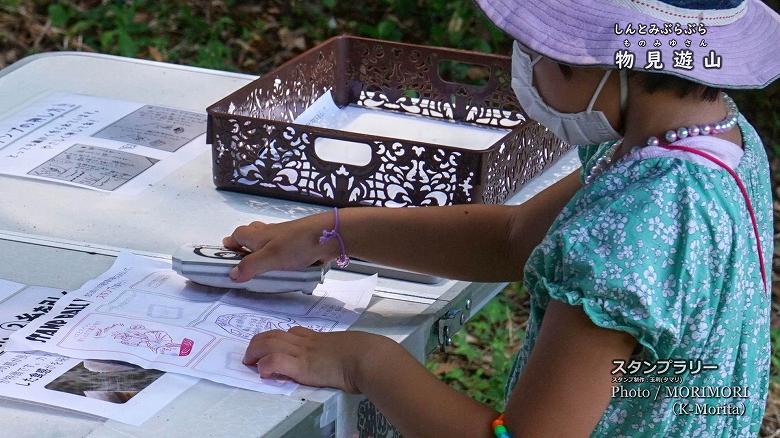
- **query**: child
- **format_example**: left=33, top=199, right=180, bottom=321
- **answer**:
left=225, top=0, right=779, bottom=436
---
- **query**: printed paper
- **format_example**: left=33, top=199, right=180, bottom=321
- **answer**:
left=28, top=143, right=158, bottom=191
left=0, top=280, right=197, bottom=425
left=7, top=253, right=376, bottom=396
left=92, top=105, right=208, bottom=152
left=0, top=93, right=207, bottom=194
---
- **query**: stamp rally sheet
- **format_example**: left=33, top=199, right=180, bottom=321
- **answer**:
left=0, top=92, right=207, bottom=194
left=0, top=278, right=197, bottom=425
left=6, top=254, right=376, bottom=396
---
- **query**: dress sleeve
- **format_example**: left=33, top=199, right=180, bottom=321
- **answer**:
left=525, top=175, right=702, bottom=362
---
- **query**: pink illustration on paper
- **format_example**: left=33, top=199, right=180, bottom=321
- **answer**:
left=95, top=323, right=194, bottom=356
left=214, top=313, right=335, bottom=339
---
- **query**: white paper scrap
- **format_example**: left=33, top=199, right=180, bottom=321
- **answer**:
left=6, top=253, right=376, bottom=396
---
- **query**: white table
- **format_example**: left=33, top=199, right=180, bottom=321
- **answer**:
left=0, top=52, right=581, bottom=437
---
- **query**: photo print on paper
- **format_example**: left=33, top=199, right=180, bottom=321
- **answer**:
left=45, top=359, right=164, bottom=404
left=92, top=105, right=207, bottom=152
left=27, top=143, right=158, bottom=191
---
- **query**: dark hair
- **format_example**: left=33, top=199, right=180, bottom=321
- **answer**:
left=634, top=71, right=721, bottom=102
left=557, top=63, right=720, bottom=101
left=558, top=64, right=573, bottom=79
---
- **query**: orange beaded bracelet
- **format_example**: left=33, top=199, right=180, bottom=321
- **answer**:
left=492, top=413, right=512, bottom=437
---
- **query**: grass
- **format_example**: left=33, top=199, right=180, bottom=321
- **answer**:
left=427, top=283, right=529, bottom=412
left=0, top=0, right=778, bottom=434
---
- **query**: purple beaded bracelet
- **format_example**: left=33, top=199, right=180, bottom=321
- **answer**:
left=319, top=207, right=350, bottom=268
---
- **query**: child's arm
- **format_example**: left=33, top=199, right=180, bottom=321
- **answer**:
left=243, top=300, right=637, bottom=438
left=226, top=169, right=582, bottom=283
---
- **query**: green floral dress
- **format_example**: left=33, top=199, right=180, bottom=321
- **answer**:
left=505, top=113, right=773, bottom=437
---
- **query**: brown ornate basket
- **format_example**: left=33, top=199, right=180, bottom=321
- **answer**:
left=206, top=35, right=570, bottom=207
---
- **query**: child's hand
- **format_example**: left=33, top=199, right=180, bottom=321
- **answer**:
left=242, top=327, right=394, bottom=394
left=223, top=214, right=338, bottom=283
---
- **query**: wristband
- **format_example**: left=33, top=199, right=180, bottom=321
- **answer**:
left=319, top=207, right=350, bottom=268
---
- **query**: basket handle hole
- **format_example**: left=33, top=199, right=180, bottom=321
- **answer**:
left=314, top=137, right=373, bottom=167
left=437, top=60, right=490, bottom=87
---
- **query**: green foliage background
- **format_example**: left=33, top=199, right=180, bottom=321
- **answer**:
left=2, top=0, right=775, bottom=151
left=0, top=0, right=778, bottom=434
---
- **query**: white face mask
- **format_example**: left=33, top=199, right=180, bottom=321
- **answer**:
left=511, top=41, right=628, bottom=146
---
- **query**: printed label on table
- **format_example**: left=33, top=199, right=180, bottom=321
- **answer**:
left=5, top=253, right=376, bottom=396
left=92, top=105, right=206, bottom=152
left=0, top=280, right=197, bottom=425
left=0, top=93, right=207, bottom=195
left=28, top=144, right=158, bottom=191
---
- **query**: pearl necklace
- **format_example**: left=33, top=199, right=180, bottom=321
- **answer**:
left=584, top=92, right=739, bottom=185
left=584, top=140, right=622, bottom=185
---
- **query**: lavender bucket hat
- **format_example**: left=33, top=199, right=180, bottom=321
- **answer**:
left=474, top=0, right=780, bottom=89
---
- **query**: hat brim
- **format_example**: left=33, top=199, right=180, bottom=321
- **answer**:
left=475, top=0, right=780, bottom=89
